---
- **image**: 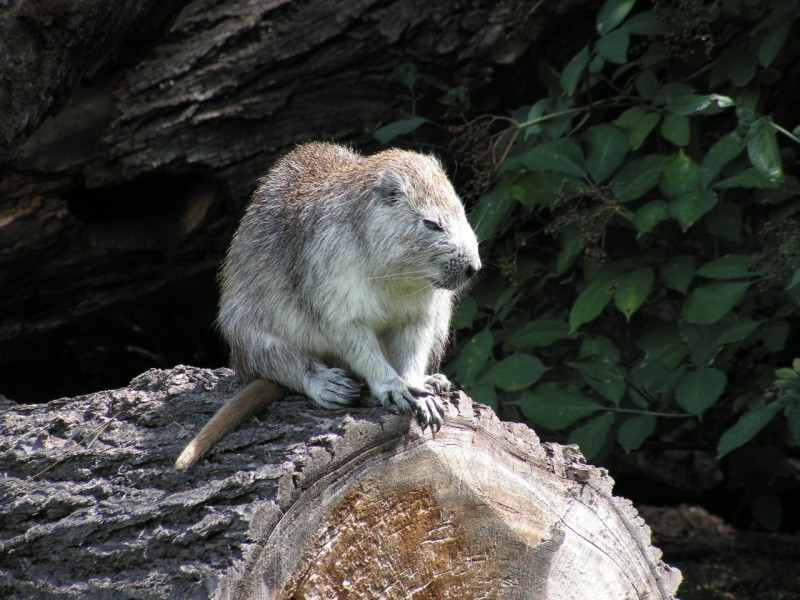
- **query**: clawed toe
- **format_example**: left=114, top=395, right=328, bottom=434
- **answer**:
left=412, top=395, right=444, bottom=433
left=408, top=384, right=431, bottom=398
left=424, top=373, right=452, bottom=394
left=376, top=378, right=446, bottom=433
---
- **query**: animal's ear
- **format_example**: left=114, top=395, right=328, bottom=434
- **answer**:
left=377, top=169, right=408, bottom=204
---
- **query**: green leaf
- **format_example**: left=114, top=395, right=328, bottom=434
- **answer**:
left=715, top=168, right=779, bottom=189
left=660, top=151, right=700, bottom=199
left=629, top=112, right=661, bottom=150
left=618, top=415, right=657, bottom=452
left=451, top=295, right=477, bottom=330
left=560, top=46, right=590, bottom=96
left=493, top=283, right=518, bottom=313
left=596, top=0, right=636, bottom=34
left=614, top=106, right=648, bottom=129
left=787, top=268, right=800, bottom=291
left=393, top=62, right=418, bottom=89
left=374, top=116, right=427, bottom=143
left=704, top=202, right=742, bottom=242
left=481, top=354, right=547, bottom=391
left=584, top=258, right=636, bottom=284
left=612, top=62, right=637, bottom=82
left=633, top=200, right=670, bottom=235
left=569, top=359, right=627, bottom=405
left=675, top=367, right=727, bottom=414
left=747, top=117, right=784, bottom=184
left=579, top=335, right=620, bottom=362
left=465, top=384, right=497, bottom=410
left=614, top=268, right=654, bottom=321
left=683, top=323, right=728, bottom=366
left=454, top=329, right=493, bottom=385
left=589, top=55, right=605, bottom=74
left=596, top=29, right=630, bottom=64
left=556, top=225, right=584, bottom=275
left=523, top=97, right=576, bottom=140
left=511, top=172, right=581, bottom=207
left=631, top=345, right=687, bottom=390
left=512, top=258, right=543, bottom=286
left=717, top=402, right=782, bottom=458
left=513, top=138, right=588, bottom=178
left=718, top=319, right=761, bottom=344
left=469, top=182, right=516, bottom=241
left=660, top=255, right=695, bottom=294
left=611, top=154, right=667, bottom=201
left=671, top=94, right=734, bottom=115
left=653, top=82, right=696, bottom=105
left=523, top=98, right=550, bottom=137
left=569, top=412, right=615, bottom=461
left=727, top=54, right=757, bottom=86
left=619, top=10, right=667, bottom=35
left=635, top=70, right=659, bottom=98
left=569, top=278, right=615, bottom=330
left=700, top=132, right=746, bottom=187
left=696, top=255, right=755, bottom=279
left=660, top=114, right=690, bottom=146
left=758, top=22, right=791, bottom=67
left=585, top=123, right=630, bottom=183
left=542, top=100, right=576, bottom=140
left=670, top=189, right=718, bottom=231
left=776, top=367, right=798, bottom=380
left=507, top=319, right=570, bottom=348
left=682, top=281, right=750, bottom=324
left=518, top=384, right=603, bottom=429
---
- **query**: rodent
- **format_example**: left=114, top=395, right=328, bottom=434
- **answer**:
left=175, top=142, right=481, bottom=470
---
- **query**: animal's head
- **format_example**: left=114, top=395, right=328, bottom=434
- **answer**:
left=373, top=150, right=481, bottom=293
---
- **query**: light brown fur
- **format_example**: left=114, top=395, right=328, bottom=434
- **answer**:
left=175, top=142, right=480, bottom=470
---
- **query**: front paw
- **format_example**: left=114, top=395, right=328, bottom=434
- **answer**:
left=376, top=378, right=445, bottom=432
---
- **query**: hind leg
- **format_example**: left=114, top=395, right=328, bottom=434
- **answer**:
left=246, top=333, right=362, bottom=409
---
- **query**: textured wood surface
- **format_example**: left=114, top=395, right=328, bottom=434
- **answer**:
left=0, top=366, right=680, bottom=599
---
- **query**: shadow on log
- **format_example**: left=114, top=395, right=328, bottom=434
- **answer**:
left=0, top=366, right=680, bottom=599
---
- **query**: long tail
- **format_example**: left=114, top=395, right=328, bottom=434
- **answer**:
left=175, top=378, right=285, bottom=471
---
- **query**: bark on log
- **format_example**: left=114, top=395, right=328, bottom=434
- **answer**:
left=0, top=366, right=681, bottom=599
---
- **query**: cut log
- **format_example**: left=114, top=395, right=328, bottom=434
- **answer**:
left=0, top=366, right=680, bottom=599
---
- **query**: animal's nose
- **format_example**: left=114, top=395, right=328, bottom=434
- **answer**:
left=465, top=259, right=481, bottom=279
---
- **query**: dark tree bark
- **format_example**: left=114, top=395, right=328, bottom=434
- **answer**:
left=0, top=366, right=680, bottom=599
left=0, top=0, right=598, bottom=401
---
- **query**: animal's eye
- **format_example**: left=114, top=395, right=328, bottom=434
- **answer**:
left=423, top=219, right=443, bottom=232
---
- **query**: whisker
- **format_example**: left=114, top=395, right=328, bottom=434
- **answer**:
left=471, top=202, right=490, bottom=231
left=397, top=280, right=436, bottom=299
left=365, top=270, right=430, bottom=281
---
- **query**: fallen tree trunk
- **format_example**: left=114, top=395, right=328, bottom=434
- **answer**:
left=0, top=366, right=681, bottom=599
